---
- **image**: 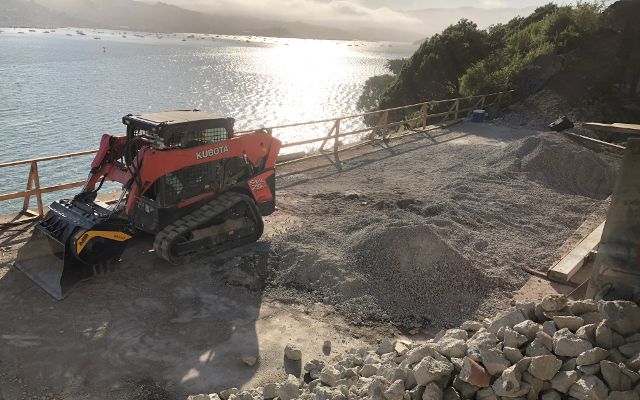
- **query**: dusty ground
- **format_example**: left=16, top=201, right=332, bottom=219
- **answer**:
left=0, top=122, right=618, bottom=400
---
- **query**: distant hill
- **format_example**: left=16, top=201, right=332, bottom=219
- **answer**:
left=1, top=0, right=417, bottom=41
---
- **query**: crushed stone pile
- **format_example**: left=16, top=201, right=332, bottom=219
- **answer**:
left=188, top=296, right=640, bottom=400
left=493, top=134, right=617, bottom=199
left=270, top=222, right=511, bottom=329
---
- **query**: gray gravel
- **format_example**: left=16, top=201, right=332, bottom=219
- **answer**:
left=263, top=124, right=618, bottom=329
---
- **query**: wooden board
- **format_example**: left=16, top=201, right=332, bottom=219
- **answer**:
left=548, top=221, right=605, bottom=283
left=583, top=122, right=640, bottom=136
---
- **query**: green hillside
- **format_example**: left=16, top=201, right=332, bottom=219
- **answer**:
left=362, top=0, right=640, bottom=123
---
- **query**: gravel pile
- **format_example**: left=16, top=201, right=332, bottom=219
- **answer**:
left=493, top=134, right=617, bottom=199
left=188, top=296, right=640, bottom=400
left=271, top=221, right=512, bottom=328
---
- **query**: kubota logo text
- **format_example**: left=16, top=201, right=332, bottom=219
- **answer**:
left=196, top=145, right=229, bottom=160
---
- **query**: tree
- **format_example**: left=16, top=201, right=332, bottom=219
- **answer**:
left=357, top=74, right=395, bottom=111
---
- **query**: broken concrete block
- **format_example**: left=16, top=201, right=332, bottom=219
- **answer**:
left=601, top=361, right=639, bottom=391
left=458, top=357, right=490, bottom=388
left=550, top=370, right=578, bottom=394
left=528, top=355, right=562, bottom=381
left=503, top=327, right=529, bottom=349
left=554, top=316, right=584, bottom=332
left=541, top=295, right=568, bottom=312
left=384, top=379, right=405, bottom=400
left=568, top=376, right=609, bottom=400
left=284, top=344, right=302, bottom=361
left=503, top=347, right=524, bottom=364
left=577, top=347, right=609, bottom=366
left=421, top=382, right=443, bottom=400
left=569, top=300, right=599, bottom=315
left=487, top=308, right=526, bottom=334
left=514, top=320, right=542, bottom=340
left=479, top=348, right=511, bottom=376
left=263, top=383, right=278, bottom=400
left=437, top=337, right=467, bottom=359
left=553, top=328, right=593, bottom=357
left=320, top=366, right=341, bottom=387
left=412, top=356, right=454, bottom=386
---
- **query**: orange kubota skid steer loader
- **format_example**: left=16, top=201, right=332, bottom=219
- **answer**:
left=15, top=110, right=281, bottom=299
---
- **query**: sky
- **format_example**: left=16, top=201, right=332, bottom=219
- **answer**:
left=160, top=0, right=582, bottom=31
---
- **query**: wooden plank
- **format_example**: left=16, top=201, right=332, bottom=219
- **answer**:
left=564, top=132, right=626, bottom=152
left=583, top=122, right=640, bottom=136
left=548, top=221, right=605, bottom=283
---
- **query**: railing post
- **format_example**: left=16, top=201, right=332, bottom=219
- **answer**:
left=333, top=119, right=341, bottom=156
left=32, top=161, right=44, bottom=216
left=454, top=99, right=460, bottom=120
left=319, top=120, right=338, bottom=151
left=421, top=103, right=429, bottom=129
left=21, top=161, right=44, bottom=216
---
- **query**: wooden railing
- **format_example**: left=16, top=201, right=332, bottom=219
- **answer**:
left=0, top=90, right=514, bottom=217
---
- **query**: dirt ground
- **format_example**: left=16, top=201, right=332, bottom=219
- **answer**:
left=0, top=122, right=618, bottom=400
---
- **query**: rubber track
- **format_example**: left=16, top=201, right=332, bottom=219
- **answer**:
left=153, top=192, right=260, bottom=264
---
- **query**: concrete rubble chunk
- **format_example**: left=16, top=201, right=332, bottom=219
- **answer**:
left=577, top=347, right=610, bottom=366
left=220, top=388, right=239, bottom=400
left=550, top=370, right=578, bottom=393
left=570, top=300, right=599, bottom=315
left=601, top=360, right=639, bottom=391
left=368, top=376, right=391, bottom=400
left=560, top=358, right=577, bottom=371
left=188, top=395, right=218, bottom=400
left=599, top=301, right=640, bottom=336
left=522, top=371, right=543, bottom=400
left=487, top=308, right=526, bottom=334
left=467, top=331, right=499, bottom=354
left=453, top=375, right=480, bottom=398
left=503, top=327, right=529, bottom=349
left=360, top=363, right=379, bottom=378
left=242, top=356, right=258, bottom=367
left=541, top=295, right=568, bottom=312
left=443, top=329, right=469, bottom=341
left=443, top=387, right=461, bottom=400
left=412, top=356, right=454, bottom=386
left=627, top=353, right=640, bottom=371
left=569, top=376, right=609, bottom=400
left=409, top=385, right=425, bottom=400
left=400, top=344, right=450, bottom=368
left=576, top=323, right=597, bottom=342
left=384, top=379, right=405, bottom=400
left=528, top=355, right=562, bottom=381
left=553, top=328, right=593, bottom=357
left=626, top=333, right=640, bottom=344
left=480, top=348, right=511, bottom=376
left=394, top=341, right=409, bottom=356
left=262, top=383, right=278, bottom=400
left=458, top=357, right=490, bottom=387
left=514, top=320, right=542, bottom=340
left=437, top=337, right=467, bottom=359
left=597, top=321, right=616, bottom=349
left=619, top=343, right=640, bottom=358
left=542, top=321, right=557, bottom=336
left=377, top=338, right=396, bottom=355
left=503, top=347, right=524, bottom=364
left=460, top=320, right=483, bottom=332
left=492, top=365, right=522, bottom=396
left=284, top=344, right=302, bottom=361
left=541, top=389, right=562, bottom=400
left=422, top=382, right=443, bottom=400
left=277, top=375, right=301, bottom=400
left=606, top=391, right=640, bottom=400
left=582, top=311, right=606, bottom=325
left=526, top=335, right=553, bottom=357
left=320, top=365, right=342, bottom=387
left=554, top=315, right=585, bottom=332
left=475, top=386, right=498, bottom=400
left=578, top=363, right=601, bottom=375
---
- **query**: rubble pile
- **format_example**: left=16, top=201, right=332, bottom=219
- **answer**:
left=189, top=296, right=640, bottom=400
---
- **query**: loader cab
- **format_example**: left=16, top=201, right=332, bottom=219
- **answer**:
left=123, top=110, right=235, bottom=150
left=122, top=111, right=245, bottom=232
